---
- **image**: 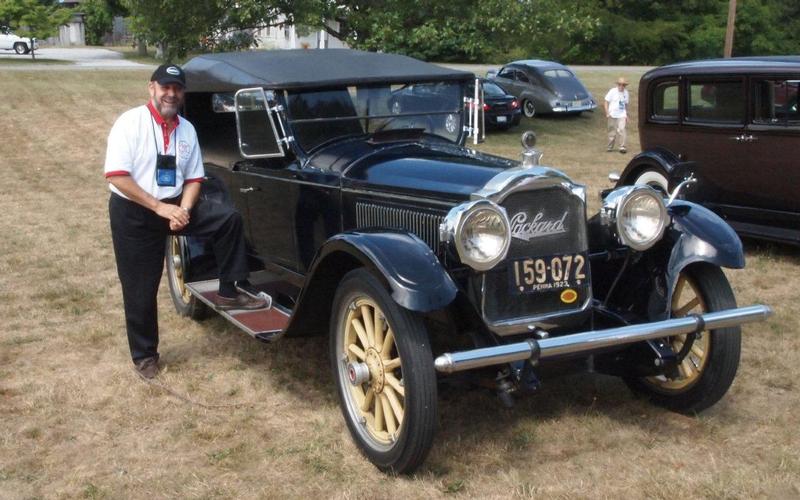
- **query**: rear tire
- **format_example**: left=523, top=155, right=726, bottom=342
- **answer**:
left=330, top=268, right=437, bottom=474
left=522, top=99, right=536, bottom=118
left=14, top=43, right=28, bottom=55
left=624, top=264, right=741, bottom=413
left=166, top=235, right=208, bottom=320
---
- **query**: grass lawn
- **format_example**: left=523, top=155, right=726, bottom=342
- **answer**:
left=0, top=67, right=798, bottom=499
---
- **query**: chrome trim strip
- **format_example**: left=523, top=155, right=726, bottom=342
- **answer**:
left=342, top=188, right=458, bottom=208
left=434, top=304, right=772, bottom=373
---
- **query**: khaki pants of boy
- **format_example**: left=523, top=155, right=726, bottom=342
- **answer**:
left=607, top=116, right=627, bottom=150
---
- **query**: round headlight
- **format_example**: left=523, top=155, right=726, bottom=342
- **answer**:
left=445, top=200, right=510, bottom=271
left=616, top=187, right=668, bottom=250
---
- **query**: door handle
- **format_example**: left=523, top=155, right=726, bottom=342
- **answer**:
left=239, top=186, right=259, bottom=193
left=729, top=135, right=746, bottom=142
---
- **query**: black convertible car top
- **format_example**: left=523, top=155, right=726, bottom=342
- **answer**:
left=183, top=49, right=474, bottom=92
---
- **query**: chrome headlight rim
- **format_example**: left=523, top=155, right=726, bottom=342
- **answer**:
left=614, top=186, right=669, bottom=251
left=441, top=199, right=511, bottom=271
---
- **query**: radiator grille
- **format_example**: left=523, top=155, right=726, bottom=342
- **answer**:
left=356, top=202, right=444, bottom=249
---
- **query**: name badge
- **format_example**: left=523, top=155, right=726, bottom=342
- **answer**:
left=156, top=153, right=177, bottom=187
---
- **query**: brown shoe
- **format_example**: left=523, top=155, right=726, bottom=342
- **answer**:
left=134, top=356, right=159, bottom=379
left=215, top=292, right=269, bottom=311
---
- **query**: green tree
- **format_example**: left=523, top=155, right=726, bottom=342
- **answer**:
left=0, top=0, right=72, bottom=60
left=82, top=0, right=113, bottom=46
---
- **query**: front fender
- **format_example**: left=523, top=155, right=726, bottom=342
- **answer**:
left=283, top=231, right=458, bottom=338
left=662, top=200, right=744, bottom=314
left=322, top=231, right=458, bottom=312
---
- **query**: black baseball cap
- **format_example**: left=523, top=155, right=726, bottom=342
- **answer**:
left=150, top=64, right=186, bottom=87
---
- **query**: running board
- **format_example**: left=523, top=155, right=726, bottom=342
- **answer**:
left=184, top=279, right=291, bottom=342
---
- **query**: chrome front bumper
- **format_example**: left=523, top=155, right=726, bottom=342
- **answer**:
left=434, top=305, right=772, bottom=373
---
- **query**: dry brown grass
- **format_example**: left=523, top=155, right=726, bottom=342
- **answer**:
left=0, top=66, right=798, bottom=500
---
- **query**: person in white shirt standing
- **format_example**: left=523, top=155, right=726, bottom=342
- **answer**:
left=604, top=77, right=630, bottom=154
left=105, top=64, right=267, bottom=379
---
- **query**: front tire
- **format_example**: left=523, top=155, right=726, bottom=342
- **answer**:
left=14, top=43, right=28, bottom=55
left=330, top=269, right=437, bottom=474
left=166, top=235, right=208, bottom=320
left=522, top=99, right=536, bottom=118
left=625, top=264, right=741, bottom=413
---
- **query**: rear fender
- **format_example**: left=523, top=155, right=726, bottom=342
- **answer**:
left=284, top=231, right=458, bottom=337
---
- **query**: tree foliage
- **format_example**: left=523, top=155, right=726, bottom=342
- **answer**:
left=82, top=0, right=114, bottom=46
left=0, top=0, right=72, bottom=60
left=120, top=0, right=800, bottom=64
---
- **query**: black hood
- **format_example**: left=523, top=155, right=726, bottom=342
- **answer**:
left=309, top=140, right=518, bottom=202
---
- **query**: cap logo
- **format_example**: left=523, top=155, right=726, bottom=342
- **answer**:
left=166, top=66, right=180, bottom=75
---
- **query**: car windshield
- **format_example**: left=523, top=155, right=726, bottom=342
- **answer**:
left=286, top=81, right=464, bottom=152
left=481, top=81, right=507, bottom=97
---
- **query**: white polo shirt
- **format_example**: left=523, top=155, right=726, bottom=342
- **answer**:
left=605, top=87, right=629, bottom=119
left=104, top=102, right=204, bottom=200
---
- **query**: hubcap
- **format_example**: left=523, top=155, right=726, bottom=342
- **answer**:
left=445, top=113, right=457, bottom=133
left=647, top=274, right=710, bottom=391
left=340, top=297, right=404, bottom=446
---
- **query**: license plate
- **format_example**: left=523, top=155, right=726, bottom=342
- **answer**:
left=497, top=115, right=508, bottom=123
left=572, top=100, right=583, bottom=107
left=509, top=253, right=587, bottom=294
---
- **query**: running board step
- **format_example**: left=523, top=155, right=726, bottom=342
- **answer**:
left=184, top=279, right=290, bottom=342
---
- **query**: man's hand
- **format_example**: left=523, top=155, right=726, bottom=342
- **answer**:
left=156, top=202, right=190, bottom=227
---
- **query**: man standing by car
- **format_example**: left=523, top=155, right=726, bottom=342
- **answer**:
left=604, top=77, right=630, bottom=153
left=104, top=64, right=266, bottom=379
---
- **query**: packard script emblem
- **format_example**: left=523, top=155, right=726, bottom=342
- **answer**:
left=510, top=211, right=568, bottom=241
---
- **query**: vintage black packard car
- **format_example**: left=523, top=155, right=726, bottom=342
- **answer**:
left=168, top=49, right=771, bottom=474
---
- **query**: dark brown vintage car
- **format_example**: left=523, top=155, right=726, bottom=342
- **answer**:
left=615, top=56, right=800, bottom=245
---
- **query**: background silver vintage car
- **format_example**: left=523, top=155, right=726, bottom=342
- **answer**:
left=487, top=59, right=597, bottom=118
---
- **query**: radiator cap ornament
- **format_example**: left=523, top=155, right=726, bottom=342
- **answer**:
left=521, top=131, right=543, bottom=167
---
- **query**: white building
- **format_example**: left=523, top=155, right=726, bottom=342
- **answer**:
left=254, top=19, right=346, bottom=50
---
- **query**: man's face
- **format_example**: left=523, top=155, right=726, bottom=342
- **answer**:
left=148, top=81, right=184, bottom=119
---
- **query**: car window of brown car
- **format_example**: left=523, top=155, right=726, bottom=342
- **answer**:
left=752, top=79, right=800, bottom=126
left=686, top=80, right=744, bottom=124
left=651, top=81, right=679, bottom=122
left=516, top=71, right=530, bottom=84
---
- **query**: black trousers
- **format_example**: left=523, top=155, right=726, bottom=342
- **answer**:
left=109, top=193, right=249, bottom=362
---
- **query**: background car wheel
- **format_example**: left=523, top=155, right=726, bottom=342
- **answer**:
left=522, top=99, right=536, bottom=118
left=624, top=264, right=741, bottom=413
left=166, top=235, right=208, bottom=320
left=330, top=268, right=437, bottom=474
left=633, top=169, right=669, bottom=196
left=14, top=42, right=28, bottom=55
left=444, top=113, right=458, bottom=134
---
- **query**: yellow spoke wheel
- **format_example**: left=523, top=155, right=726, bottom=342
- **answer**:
left=165, top=235, right=207, bottom=320
left=627, top=265, right=741, bottom=413
left=331, top=269, right=437, bottom=474
left=645, top=274, right=711, bottom=391
left=343, top=297, right=405, bottom=444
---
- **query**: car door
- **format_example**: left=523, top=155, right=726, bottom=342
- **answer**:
left=679, top=77, right=750, bottom=211
left=746, top=76, right=800, bottom=213
left=0, top=28, right=11, bottom=50
left=233, top=162, right=300, bottom=271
